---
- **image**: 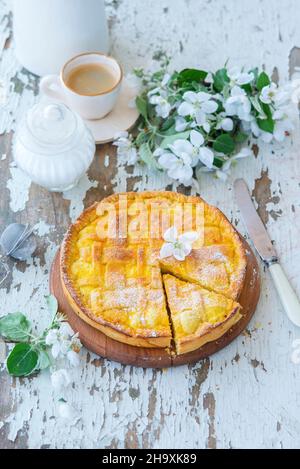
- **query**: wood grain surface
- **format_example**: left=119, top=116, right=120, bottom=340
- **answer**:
left=1, top=0, right=300, bottom=450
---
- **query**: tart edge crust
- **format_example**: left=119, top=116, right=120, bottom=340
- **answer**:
left=175, top=308, right=242, bottom=355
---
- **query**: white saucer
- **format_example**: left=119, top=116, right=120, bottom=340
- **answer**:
left=59, top=79, right=139, bottom=144
left=86, top=80, right=139, bottom=144
left=52, top=78, right=139, bottom=144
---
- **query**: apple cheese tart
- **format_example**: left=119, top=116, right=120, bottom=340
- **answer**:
left=60, top=191, right=247, bottom=354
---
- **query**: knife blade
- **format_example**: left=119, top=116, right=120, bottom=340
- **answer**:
left=234, top=178, right=278, bottom=264
left=234, top=177, right=300, bottom=327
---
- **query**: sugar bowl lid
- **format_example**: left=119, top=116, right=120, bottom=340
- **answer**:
left=16, top=101, right=85, bottom=152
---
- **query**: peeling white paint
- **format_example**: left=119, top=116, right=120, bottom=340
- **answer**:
left=63, top=174, right=98, bottom=222
left=104, top=154, right=110, bottom=168
left=0, top=339, right=6, bottom=363
left=6, top=166, right=31, bottom=212
left=33, top=220, right=52, bottom=237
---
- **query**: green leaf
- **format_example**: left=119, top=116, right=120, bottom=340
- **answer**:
left=177, top=68, right=207, bottom=85
left=234, top=131, right=248, bottom=143
left=213, top=134, right=235, bottom=155
left=261, top=102, right=272, bottom=119
left=0, top=312, right=31, bottom=342
left=134, top=132, right=149, bottom=146
left=250, top=95, right=267, bottom=118
left=241, top=83, right=252, bottom=94
left=160, top=124, right=176, bottom=136
left=160, top=131, right=190, bottom=149
left=135, top=96, right=148, bottom=120
left=257, top=117, right=274, bottom=133
left=161, top=116, right=175, bottom=132
left=213, top=68, right=230, bottom=92
left=139, top=143, right=159, bottom=170
left=45, top=294, right=58, bottom=317
left=213, top=156, right=224, bottom=169
left=36, top=349, right=51, bottom=370
left=256, top=71, right=270, bottom=91
left=7, top=343, right=39, bottom=377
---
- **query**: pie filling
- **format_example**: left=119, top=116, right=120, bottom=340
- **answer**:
left=61, top=192, right=246, bottom=354
left=163, top=274, right=242, bottom=354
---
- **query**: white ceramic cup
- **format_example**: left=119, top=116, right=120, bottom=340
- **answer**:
left=40, top=52, right=122, bottom=120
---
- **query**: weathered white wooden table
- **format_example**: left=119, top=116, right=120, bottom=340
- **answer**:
left=1, top=0, right=300, bottom=449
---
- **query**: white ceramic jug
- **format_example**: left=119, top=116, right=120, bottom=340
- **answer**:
left=12, top=0, right=109, bottom=76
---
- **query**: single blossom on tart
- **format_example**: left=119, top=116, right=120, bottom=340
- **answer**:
left=60, top=191, right=247, bottom=354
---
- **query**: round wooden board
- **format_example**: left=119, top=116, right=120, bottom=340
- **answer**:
left=49, top=238, right=260, bottom=368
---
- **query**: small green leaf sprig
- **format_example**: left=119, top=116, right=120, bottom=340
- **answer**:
left=114, top=65, right=293, bottom=186
left=0, top=295, right=82, bottom=377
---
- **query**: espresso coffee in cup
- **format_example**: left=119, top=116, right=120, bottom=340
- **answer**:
left=40, top=53, right=122, bottom=120
left=65, top=63, right=117, bottom=95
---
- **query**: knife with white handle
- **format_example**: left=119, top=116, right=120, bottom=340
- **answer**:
left=234, top=178, right=300, bottom=327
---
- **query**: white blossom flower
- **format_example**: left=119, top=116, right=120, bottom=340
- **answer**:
left=45, top=322, right=82, bottom=361
left=225, top=86, right=252, bottom=121
left=242, top=117, right=262, bottom=141
left=147, top=75, right=172, bottom=118
left=156, top=141, right=193, bottom=184
left=113, top=131, right=138, bottom=165
left=260, top=83, right=277, bottom=104
left=149, top=93, right=171, bottom=118
left=215, top=148, right=252, bottom=180
left=160, top=226, right=199, bottom=261
left=244, top=111, right=293, bottom=143
left=70, top=333, right=82, bottom=353
left=260, top=82, right=290, bottom=107
left=59, top=322, right=74, bottom=339
left=46, top=328, right=69, bottom=358
left=50, top=338, right=70, bottom=359
left=51, top=369, right=71, bottom=391
left=45, top=329, right=59, bottom=346
left=148, top=74, right=171, bottom=95
left=178, top=91, right=218, bottom=128
left=228, top=67, right=254, bottom=86
left=161, top=73, right=171, bottom=87
left=156, top=131, right=215, bottom=183
left=190, top=130, right=214, bottom=168
left=67, top=350, right=80, bottom=367
left=242, top=116, right=265, bottom=140
left=175, top=116, right=189, bottom=132
left=216, top=113, right=234, bottom=132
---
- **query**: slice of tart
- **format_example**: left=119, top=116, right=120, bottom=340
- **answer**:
left=159, top=197, right=246, bottom=300
left=163, top=274, right=242, bottom=354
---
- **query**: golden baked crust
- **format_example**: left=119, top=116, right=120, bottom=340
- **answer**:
left=60, top=191, right=247, bottom=351
left=163, top=274, right=242, bottom=354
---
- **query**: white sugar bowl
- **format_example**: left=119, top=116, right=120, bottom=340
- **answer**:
left=13, top=102, right=95, bottom=192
